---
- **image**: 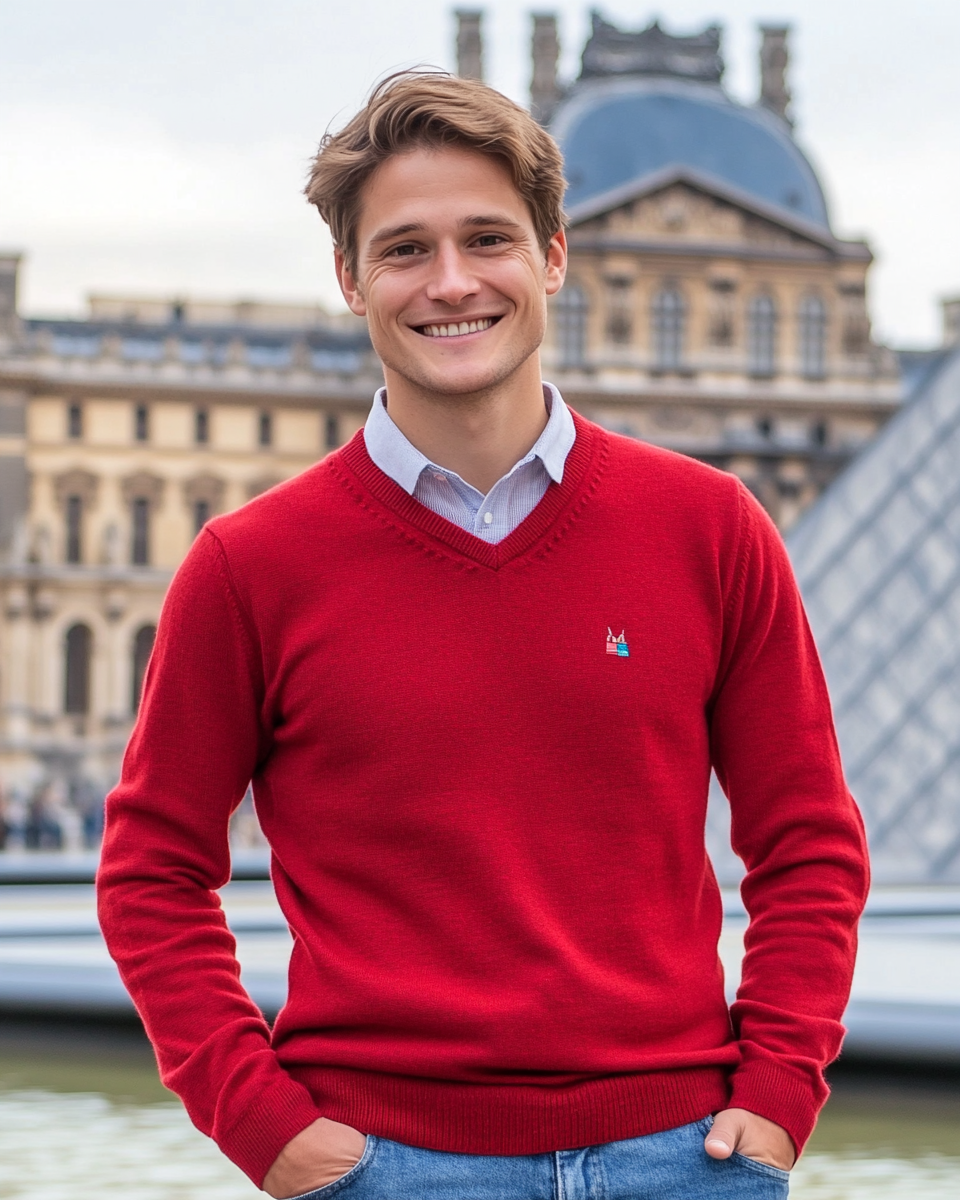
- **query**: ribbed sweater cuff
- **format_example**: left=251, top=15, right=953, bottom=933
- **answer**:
left=726, top=1061, right=819, bottom=1155
left=219, top=1075, right=324, bottom=1187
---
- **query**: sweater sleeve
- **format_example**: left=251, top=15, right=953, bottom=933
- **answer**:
left=709, top=484, right=869, bottom=1154
left=96, top=529, right=323, bottom=1185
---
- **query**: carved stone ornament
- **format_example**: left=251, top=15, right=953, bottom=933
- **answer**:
left=121, top=471, right=165, bottom=509
left=579, top=15, right=724, bottom=83
left=183, top=473, right=226, bottom=513
left=102, top=587, right=127, bottom=621
left=53, top=469, right=98, bottom=508
left=32, top=585, right=57, bottom=619
left=101, top=522, right=123, bottom=566
left=4, top=583, right=29, bottom=619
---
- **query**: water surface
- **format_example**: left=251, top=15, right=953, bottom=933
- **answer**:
left=1, top=1023, right=958, bottom=1199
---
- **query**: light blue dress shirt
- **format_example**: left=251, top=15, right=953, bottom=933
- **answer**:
left=362, top=383, right=576, bottom=544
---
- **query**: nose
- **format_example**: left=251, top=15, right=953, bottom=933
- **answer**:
left=424, top=240, right=480, bottom=308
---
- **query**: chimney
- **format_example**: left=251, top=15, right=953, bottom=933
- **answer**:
left=758, top=25, right=792, bottom=126
left=455, top=10, right=484, bottom=82
left=0, top=253, right=22, bottom=342
left=944, top=297, right=960, bottom=348
left=530, top=13, right=562, bottom=124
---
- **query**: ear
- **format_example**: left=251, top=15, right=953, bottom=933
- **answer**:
left=335, top=248, right=368, bottom=317
left=543, top=229, right=568, bottom=298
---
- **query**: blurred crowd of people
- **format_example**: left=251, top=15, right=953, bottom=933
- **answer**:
left=0, top=777, right=106, bottom=852
left=0, top=780, right=267, bottom=853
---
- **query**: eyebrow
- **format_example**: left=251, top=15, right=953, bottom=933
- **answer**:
left=367, top=213, right=525, bottom=246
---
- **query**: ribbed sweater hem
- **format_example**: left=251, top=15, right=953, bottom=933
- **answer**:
left=286, top=1065, right=730, bottom=1156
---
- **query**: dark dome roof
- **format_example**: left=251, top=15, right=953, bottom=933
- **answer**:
left=552, top=78, right=830, bottom=229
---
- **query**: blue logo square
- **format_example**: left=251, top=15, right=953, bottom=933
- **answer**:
left=617, top=644, right=630, bottom=657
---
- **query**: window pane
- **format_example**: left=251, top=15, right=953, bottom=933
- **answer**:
left=747, top=294, right=777, bottom=376
left=64, top=624, right=92, bottom=714
left=131, top=498, right=150, bottom=565
left=555, top=284, right=589, bottom=368
left=651, top=289, right=685, bottom=370
left=65, top=495, right=82, bottom=564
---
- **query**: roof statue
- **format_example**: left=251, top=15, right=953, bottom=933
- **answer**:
left=788, top=345, right=960, bottom=882
left=579, top=13, right=724, bottom=83
left=549, top=12, right=829, bottom=229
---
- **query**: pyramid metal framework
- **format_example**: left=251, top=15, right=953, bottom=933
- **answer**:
left=788, top=346, right=960, bottom=882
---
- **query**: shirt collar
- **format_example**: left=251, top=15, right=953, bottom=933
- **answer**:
left=363, top=382, right=575, bottom=497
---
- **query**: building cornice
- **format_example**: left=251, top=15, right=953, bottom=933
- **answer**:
left=565, top=235, right=871, bottom=264
left=0, top=358, right=381, bottom=408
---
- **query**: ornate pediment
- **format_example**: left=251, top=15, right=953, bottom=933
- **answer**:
left=53, top=468, right=98, bottom=507
left=565, top=167, right=867, bottom=261
left=183, top=473, right=226, bottom=512
left=121, top=471, right=165, bottom=509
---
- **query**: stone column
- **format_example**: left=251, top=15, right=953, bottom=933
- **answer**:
left=3, top=584, right=32, bottom=743
left=943, top=297, right=960, bottom=347
left=455, top=10, right=483, bottom=81
left=530, top=14, right=562, bottom=124
left=0, top=253, right=21, bottom=343
left=758, top=25, right=792, bottom=126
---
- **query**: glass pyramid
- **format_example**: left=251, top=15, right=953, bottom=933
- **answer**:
left=788, top=346, right=960, bottom=882
left=707, top=347, right=960, bottom=883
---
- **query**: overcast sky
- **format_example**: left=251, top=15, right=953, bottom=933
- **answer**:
left=1, top=0, right=957, bottom=345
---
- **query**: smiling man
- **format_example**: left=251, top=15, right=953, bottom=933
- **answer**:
left=98, top=73, right=869, bottom=1200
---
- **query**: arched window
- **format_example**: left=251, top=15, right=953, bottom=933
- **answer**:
left=554, top=284, right=589, bottom=368
left=131, top=624, right=157, bottom=714
left=64, top=623, right=92, bottom=715
left=798, top=293, right=828, bottom=379
left=747, top=294, right=778, bottom=377
left=651, top=288, right=686, bottom=370
left=131, top=497, right=150, bottom=565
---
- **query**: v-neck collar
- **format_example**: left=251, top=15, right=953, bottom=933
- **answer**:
left=334, top=411, right=605, bottom=571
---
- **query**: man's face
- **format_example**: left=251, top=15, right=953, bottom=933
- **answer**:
left=336, top=146, right=566, bottom=399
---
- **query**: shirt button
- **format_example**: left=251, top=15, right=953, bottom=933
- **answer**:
left=483, top=512, right=493, bottom=525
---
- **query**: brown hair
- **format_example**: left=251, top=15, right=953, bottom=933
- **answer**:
left=305, top=71, right=566, bottom=273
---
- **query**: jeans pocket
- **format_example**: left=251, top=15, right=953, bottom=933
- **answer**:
left=730, top=1150, right=791, bottom=1181
left=284, top=1135, right=379, bottom=1199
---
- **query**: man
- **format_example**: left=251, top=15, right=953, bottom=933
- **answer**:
left=98, top=73, right=868, bottom=1199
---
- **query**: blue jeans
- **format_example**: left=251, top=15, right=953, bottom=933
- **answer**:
left=292, top=1117, right=790, bottom=1198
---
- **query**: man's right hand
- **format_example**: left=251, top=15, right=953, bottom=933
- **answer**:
left=263, top=1117, right=367, bottom=1199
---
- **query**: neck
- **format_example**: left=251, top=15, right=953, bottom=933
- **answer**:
left=381, top=355, right=549, bottom=494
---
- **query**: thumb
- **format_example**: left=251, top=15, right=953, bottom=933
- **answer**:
left=704, top=1110, right=744, bottom=1160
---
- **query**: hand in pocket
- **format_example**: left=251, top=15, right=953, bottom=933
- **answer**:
left=264, top=1117, right=367, bottom=1198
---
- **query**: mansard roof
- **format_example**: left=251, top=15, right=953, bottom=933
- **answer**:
left=551, top=14, right=831, bottom=234
left=553, top=76, right=830, bottom=230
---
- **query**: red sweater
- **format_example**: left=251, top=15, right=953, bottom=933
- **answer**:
left=98, top=413, right=868, bottom=1185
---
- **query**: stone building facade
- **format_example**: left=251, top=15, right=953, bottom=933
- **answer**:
left=0, top=9, right=907, bottom=812
left=459, top=11, right=901, bottom=529
left=0, top=270, right=377, bottom=810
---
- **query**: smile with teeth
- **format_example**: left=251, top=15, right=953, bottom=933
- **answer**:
left=417, top=317, right=498, bottom=338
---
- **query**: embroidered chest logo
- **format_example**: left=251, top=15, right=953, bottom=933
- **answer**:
left=606, top=628, right=630, bottom=657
